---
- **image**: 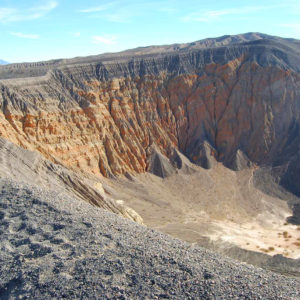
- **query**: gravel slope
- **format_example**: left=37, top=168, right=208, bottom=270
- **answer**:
left=0, top=179, right=299, bottom=299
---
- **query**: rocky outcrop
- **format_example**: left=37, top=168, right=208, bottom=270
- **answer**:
left=229, top=149, right=253, bottom=171
left=147, top=146, right=176, bottom=178
left=0, top=33, right=300, bottom=184
left=147, top=146, right=198, bottom=178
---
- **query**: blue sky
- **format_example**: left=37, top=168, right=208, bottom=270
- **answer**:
left=1, top=0, right=300, bottom=63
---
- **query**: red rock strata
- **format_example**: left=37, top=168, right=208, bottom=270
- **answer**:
left=0, top=54, right=299, bottom=177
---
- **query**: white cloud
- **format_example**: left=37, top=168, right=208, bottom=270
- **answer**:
left=29, top=1, right=58, bottom=13
left=92, top=35, right=117, bottom=45
left=105, top=13, right=130, bottom=23
left=78, top=3, right=115, bottom=13
left=79, top=2, right=135, bottom=23
left=0, top=1, right=58, bottom=23
left=182, top=6, right=264, bottom=22
left=74, top=32, right=81, bottom=37
left=10, top=32, right=39, bottom=39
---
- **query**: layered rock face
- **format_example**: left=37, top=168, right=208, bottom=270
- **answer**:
left=1, top=34, right=300, bottom=181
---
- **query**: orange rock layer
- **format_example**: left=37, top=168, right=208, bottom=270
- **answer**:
left=0, top=58, right=299, bottom=177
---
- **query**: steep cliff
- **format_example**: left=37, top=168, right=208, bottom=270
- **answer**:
left=0, top=33, right=300, bottom=184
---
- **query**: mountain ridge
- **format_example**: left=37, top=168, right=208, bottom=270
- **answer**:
left=1, top=32, right=300, bottom=80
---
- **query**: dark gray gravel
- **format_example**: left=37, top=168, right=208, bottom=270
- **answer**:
left=0, top=178, right=299, bottom=300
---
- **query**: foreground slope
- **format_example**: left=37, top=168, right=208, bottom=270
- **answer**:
left=0, top=178, right=299, bottom=299
left=0, top=137, right=142, bottom=223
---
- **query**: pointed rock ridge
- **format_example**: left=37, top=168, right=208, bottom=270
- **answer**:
left=147, top=146, right=198, bottom=178
left=170, top=148, right=197, bottom=174
left=147, top=145, right=176, bottom=178
left=228, top=149, right=253, bottom=171
left=187, top=141, right=217, bottom=169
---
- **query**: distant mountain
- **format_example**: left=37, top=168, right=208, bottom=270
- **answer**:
left=0, top=59, right=9, bottom=65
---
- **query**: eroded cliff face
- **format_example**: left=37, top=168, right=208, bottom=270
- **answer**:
left=0, top=39, right=300, bottom=178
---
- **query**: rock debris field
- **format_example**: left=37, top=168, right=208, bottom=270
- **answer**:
left=0, top=178, right=299, bottom=299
